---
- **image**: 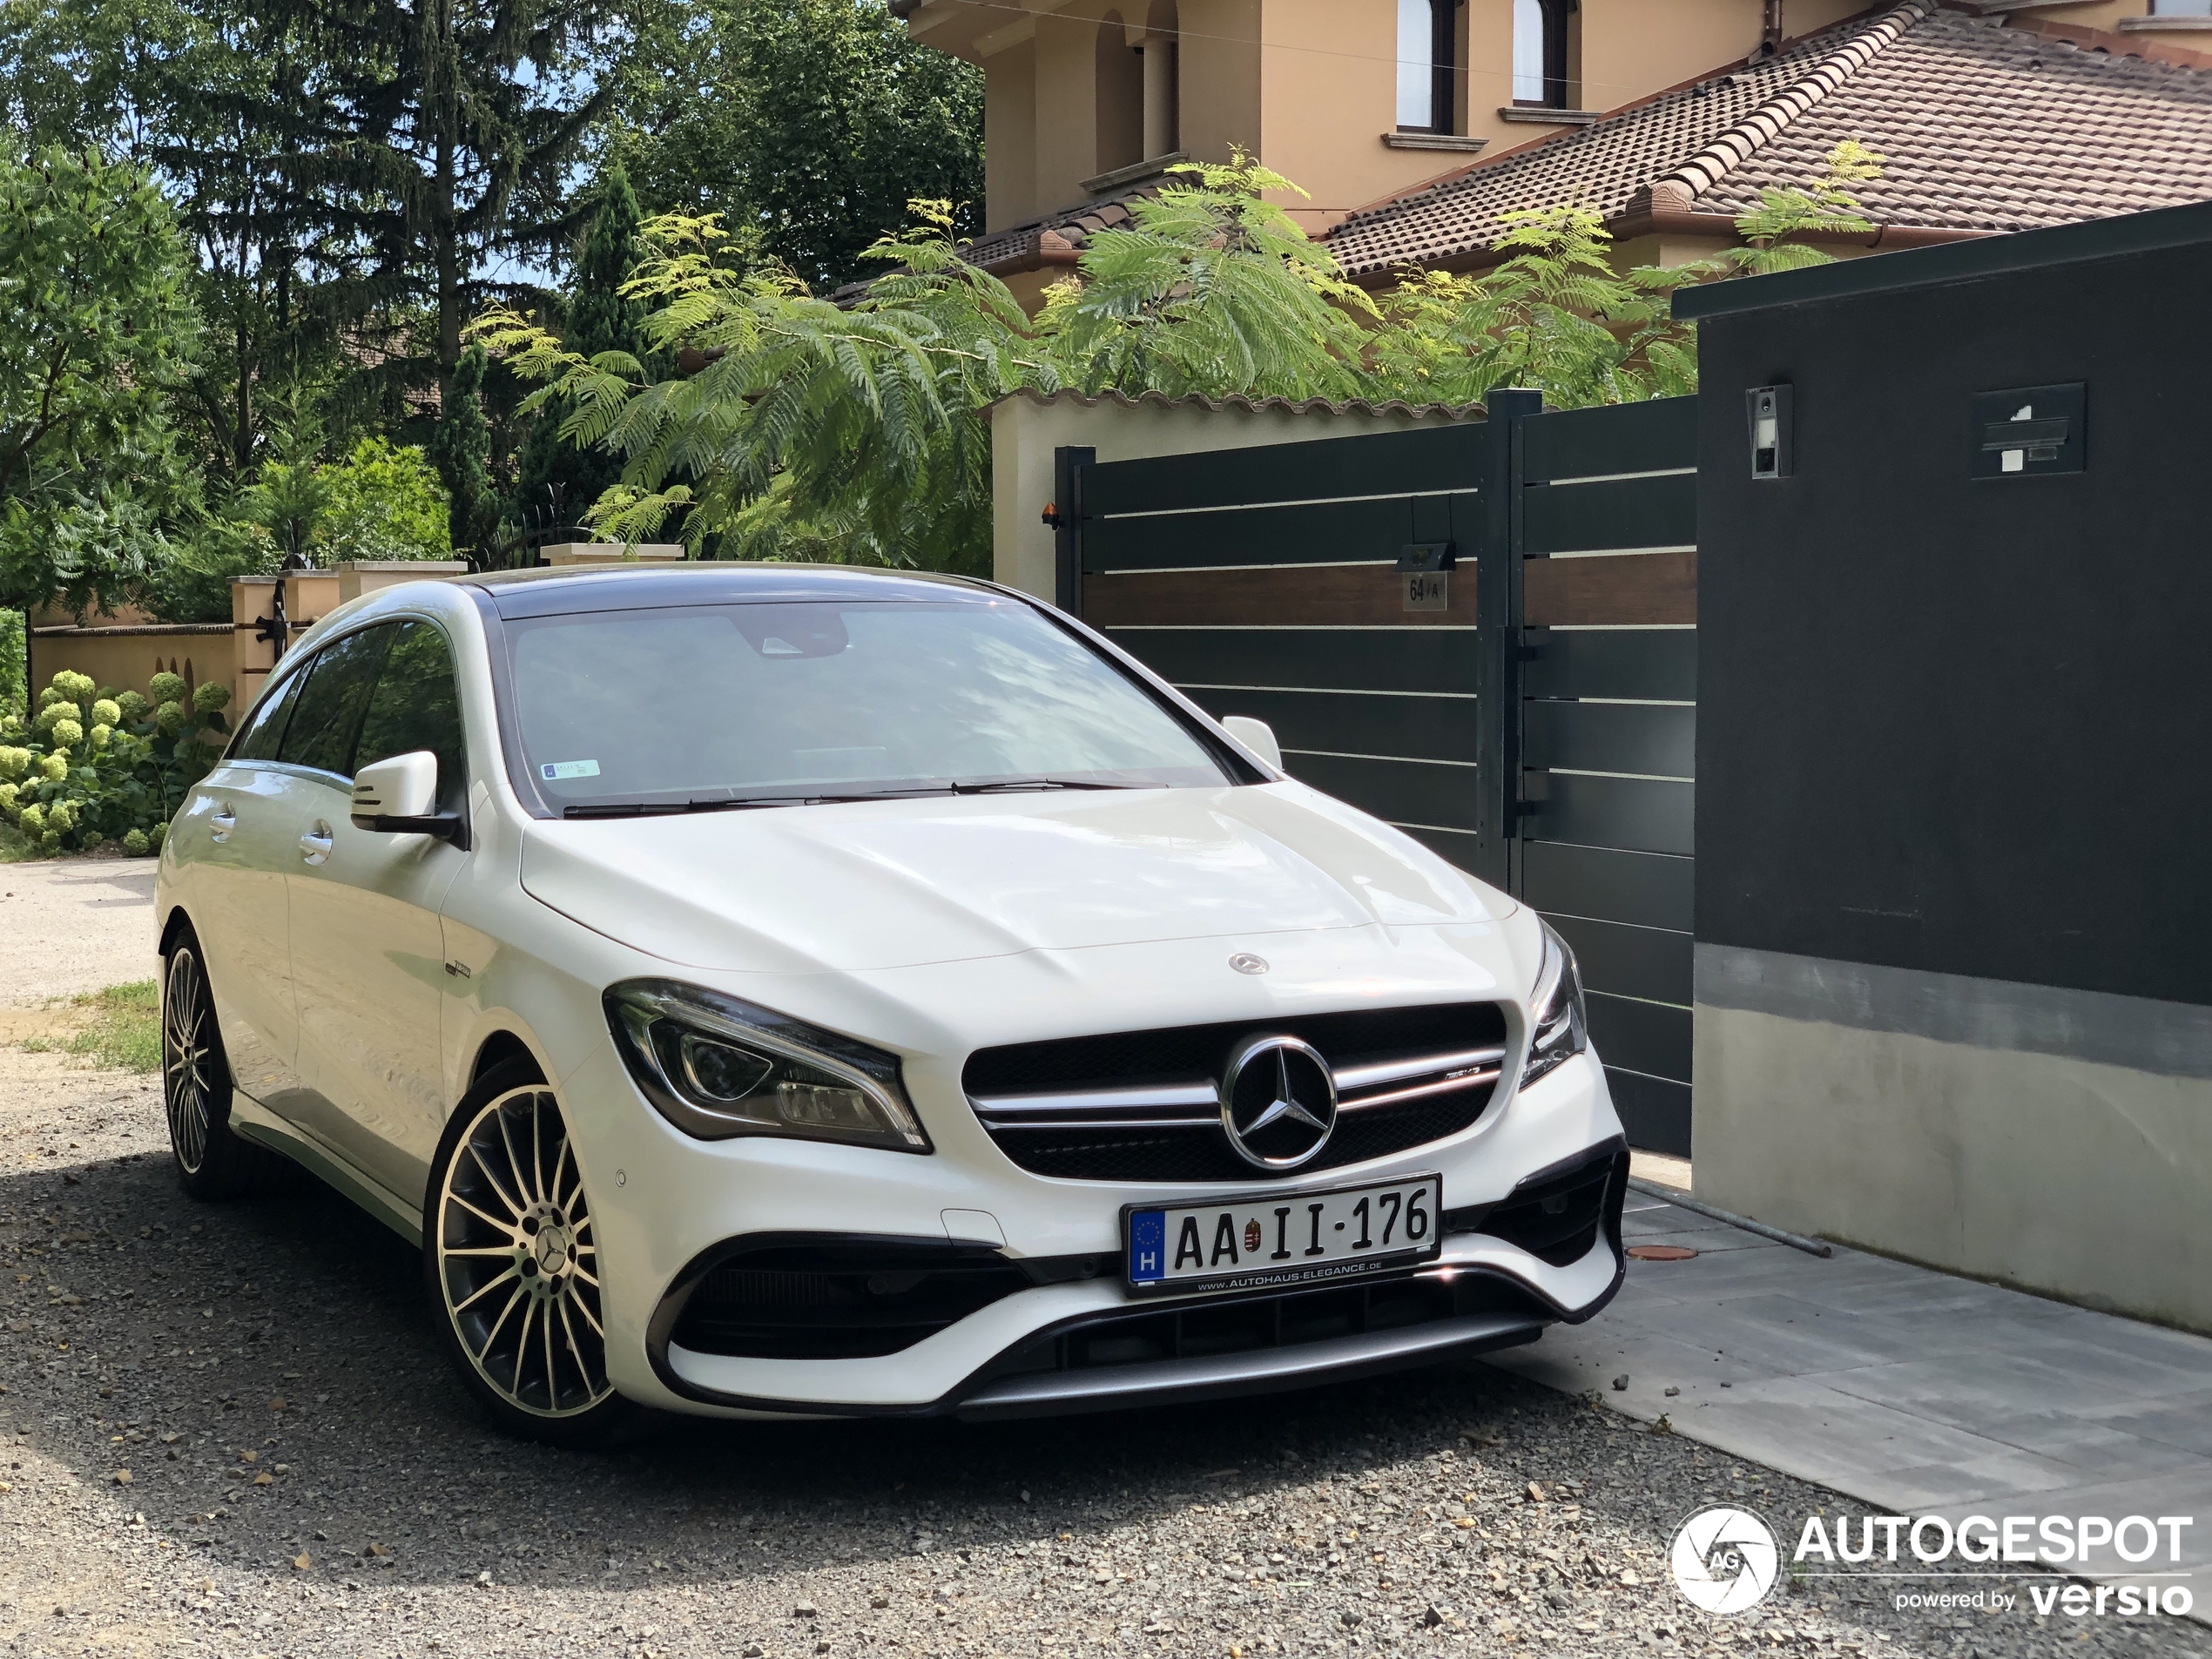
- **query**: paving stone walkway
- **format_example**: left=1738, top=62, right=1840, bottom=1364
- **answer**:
left=1491, top=1184, right=2212, bottom=1622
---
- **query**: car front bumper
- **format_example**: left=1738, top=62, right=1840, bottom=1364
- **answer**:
left=564, top=1035, right=1626, bottom=1420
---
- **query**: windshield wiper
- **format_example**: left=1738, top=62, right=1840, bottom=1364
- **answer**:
left=565, top=790, right=946, bottom=819
left=948, top=778, right=1144, bottom=794
left=563, top=779, right=1143, bottom=818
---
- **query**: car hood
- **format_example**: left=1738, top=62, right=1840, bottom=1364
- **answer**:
left=519, top=783, right=1509, bottom=974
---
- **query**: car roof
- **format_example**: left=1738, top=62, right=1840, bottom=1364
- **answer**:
left=463, top=562, right=1002, bottom=620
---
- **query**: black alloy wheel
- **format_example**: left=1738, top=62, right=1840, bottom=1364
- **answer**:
left=161, top=928, right=283, bottom=1199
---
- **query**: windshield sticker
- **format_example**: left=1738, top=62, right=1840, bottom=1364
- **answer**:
left=541, top=759, right=601, bottom=780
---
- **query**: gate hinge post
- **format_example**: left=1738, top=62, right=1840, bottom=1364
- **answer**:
left=1473, top=388, right=1542, bottom=894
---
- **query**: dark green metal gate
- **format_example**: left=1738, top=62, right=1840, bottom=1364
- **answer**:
left=1060, top=394, right=1696, bottom=1155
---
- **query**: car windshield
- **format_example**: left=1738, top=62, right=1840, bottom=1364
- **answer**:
left=505, top=596, right=1229, bottom=813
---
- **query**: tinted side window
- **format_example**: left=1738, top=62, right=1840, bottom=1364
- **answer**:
left=230, top=669, right=306, bottom=762
left=277, top=625, right=393, bottom=779
left=354, top=620, right=467, bottom=813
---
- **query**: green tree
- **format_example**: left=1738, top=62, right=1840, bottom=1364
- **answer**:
left=246, top=0, right=618, bottom=407
left=0, top=0, right=362, bottom=489
left=0, top=146, right=199, bottom=665
left=428, top=342, right=496, bottom=556
left=479, top=145, right=1888, bottom=575
left=324, top=437, right=453, bottom=560
left=610, top=0, right=983, bottom=292
left=1038, top=152, right=1376, bottom=402
left=509, top=163, right=652, bottom=537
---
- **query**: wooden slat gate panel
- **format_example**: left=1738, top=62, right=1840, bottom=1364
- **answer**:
left=1064, top=395, right=1696, bottom=1156
left=1073, top=423, right=1493, bottom=869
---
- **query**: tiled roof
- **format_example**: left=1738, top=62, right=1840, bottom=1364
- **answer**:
left=959, top=183, right=1166, bottom=273
left=1325, top=2, right=2212, bottom=278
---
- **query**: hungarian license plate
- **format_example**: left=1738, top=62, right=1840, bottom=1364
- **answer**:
left=1123, top=1174, right=1443, bottom=1295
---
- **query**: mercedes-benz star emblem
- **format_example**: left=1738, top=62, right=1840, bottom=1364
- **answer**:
left=1218, top=1035, right=1338, bottom=1170
left=1228, top=952, right=1270, bottom=975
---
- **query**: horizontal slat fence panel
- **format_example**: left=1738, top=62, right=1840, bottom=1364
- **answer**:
left=1281, top=752, right=1481, bottom=833
left=1523, top=472, right=1696, bottom=555
left=1606, top=1071, right=1691, bottom=1156
left=1520, top=395, right=1698, bottom=483
left=1545, top=914, right=1692, bottom=1008
left=1082, top=423, right=1487, bottom=516
left=1177, top=685, right=1479, bottom=765
left=1524, top=700, right=1695, bottom=779
left=1585, top=993, right=1691, bottom=1082
left=1083, top=497, right=1425, bottom=574
left=1107, top=628, right=1480, bottom=696
left=1400, top=823, right=1482, bottom=870
left=1525, top=550, right=1696, bottom=626
left=1521, top=628, right=1696, bottom=701
left=1084, top=562, right=1475, bottom=629
left=1519, top=843, right=1693, bottom=934
left=1523, top=772, right=1694, bottom=857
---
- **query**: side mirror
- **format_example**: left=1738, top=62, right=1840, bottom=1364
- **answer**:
left=1219, top=715, right=1283, bottom=772
left=351, top=751, right=468, bottom=847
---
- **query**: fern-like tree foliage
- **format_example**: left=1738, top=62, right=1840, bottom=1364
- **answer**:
left=475, top=200, right=1049, bottom=572
left=1037, top=153, right=1375, bottom=402
left=477, top=143, right=1882, bottom=574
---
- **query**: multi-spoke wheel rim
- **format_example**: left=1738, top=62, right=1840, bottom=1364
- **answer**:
left=163, top=948, right=214, bottom=1173
left=436, top=1088, right=611, bottom=1418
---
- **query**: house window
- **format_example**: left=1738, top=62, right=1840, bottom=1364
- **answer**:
left=2152, top=0, right=2212, bottom=12
left=1397, top=0, right=1463, bottom=132
left=1513, top=0, right=1577, bottom=109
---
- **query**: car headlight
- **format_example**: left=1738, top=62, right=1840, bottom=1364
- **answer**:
left=1519, top=921, right=1588, bottom=1090
left=604, top=980, right=931, bottom=1153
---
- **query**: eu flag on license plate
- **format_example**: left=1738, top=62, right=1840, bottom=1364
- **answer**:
left=1128, top=1211, right=1166, bottom=1283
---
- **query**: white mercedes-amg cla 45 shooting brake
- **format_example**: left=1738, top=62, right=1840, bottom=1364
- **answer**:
left=155, top=563, right=1627, bottom=1443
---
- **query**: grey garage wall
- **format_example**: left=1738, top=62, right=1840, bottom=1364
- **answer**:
left=1676, top=202, right=2212, bottom=1331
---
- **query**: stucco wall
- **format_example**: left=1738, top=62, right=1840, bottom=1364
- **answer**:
left=1177, top=0, right=1264, bottom=167
left=1696, top=945, right=2212, bottom=1333
left=985, top=37, right=1040, bottom=229
left=990, top=391, right=1469, bottom=599
left=26, top=627, right=234, bottom=707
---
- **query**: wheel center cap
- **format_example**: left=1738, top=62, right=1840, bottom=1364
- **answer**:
left=534, top=1225, right=570, bottom=1276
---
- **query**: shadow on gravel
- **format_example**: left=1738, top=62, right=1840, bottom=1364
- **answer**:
left=3, top=1148, right=1531, bottom=1590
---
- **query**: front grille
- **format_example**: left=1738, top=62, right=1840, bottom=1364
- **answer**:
left=963, top=1002, right=1509, bottom=1184
left=670, top=1240, right=1031, bottom=1359
left=974, top=1270, right=1548, bottom=1385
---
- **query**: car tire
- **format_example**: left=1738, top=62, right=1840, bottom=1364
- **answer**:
left=422, top=1058, right=652, bottom=1447
left=161, top=926, right=288, bottom=1201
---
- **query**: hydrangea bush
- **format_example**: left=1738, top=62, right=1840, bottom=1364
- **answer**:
left=0, top=668, right=230, bottom=856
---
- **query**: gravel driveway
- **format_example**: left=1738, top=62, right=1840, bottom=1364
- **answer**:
left=0, top=857, right=159, bottom=1007
left=3, top=1046, right=2204, bottom=1659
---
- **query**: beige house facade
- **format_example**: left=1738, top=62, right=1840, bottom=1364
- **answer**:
left=900, top=0, right=2212, bottom=301
left=900, top=0, right=1894, bottom=242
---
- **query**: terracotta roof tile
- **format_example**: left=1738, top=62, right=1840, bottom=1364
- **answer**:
left=1325, top=2, right=2212, bottom=275
left=958, top=184, right=1163, bottom=273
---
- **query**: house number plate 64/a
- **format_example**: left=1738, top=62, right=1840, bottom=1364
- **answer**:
left=1402, top=570, right=1449, bottom=611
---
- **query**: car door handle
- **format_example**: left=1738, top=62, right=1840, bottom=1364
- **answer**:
left=299, top=824, right=334, bottom=866
left=211, top=806, right=236, bottom=844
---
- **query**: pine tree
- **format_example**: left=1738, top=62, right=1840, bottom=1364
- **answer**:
left=257, top=0, right=617, bottom=405
left=428, top=343, right=495, bottom=558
